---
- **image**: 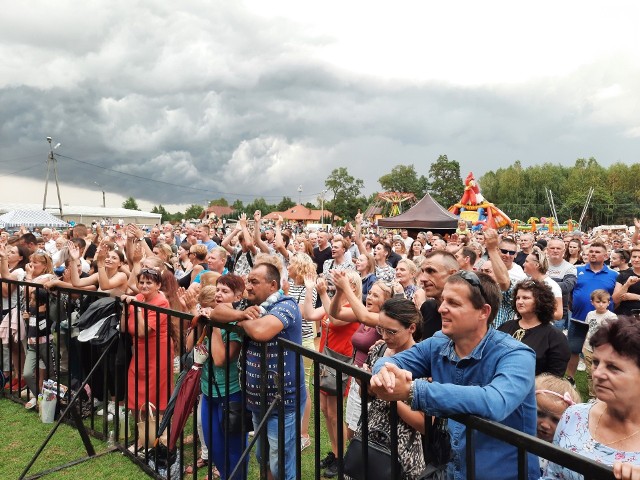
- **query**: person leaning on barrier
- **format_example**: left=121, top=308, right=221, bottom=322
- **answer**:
left=369, top=271, right=540, bottom=480
left=211, top=262, right=306, bottom=480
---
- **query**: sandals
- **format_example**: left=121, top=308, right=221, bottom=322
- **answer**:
left=184, top=457, right=208, bottom=474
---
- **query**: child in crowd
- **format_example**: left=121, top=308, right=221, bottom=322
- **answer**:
left=535, top=374, right=581, bottom=472
left=582, top=289, right=618, bottom=398
left=23, top=288, right=56, bottom=409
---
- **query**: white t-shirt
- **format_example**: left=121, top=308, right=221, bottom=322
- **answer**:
left=508, top=263, right=526, bottom=282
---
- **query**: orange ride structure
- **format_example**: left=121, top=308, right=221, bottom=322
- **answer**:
left=448, top=172, right=512, bottom=230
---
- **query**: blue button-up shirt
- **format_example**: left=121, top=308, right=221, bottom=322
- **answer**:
left=373, top=328, right=539, bottom=480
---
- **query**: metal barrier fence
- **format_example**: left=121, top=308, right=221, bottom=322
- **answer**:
left=1, top=278, right=616, bottom=479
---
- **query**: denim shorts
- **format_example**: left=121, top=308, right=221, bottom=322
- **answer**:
left=568, top=320, right=589, bottom=354
left=251, top=400, right=306, bottom=480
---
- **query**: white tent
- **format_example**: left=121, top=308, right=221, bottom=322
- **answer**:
left=0, top=210, right=69, bottom=229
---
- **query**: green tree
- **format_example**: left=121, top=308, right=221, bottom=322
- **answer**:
left=325, top=167, right=365, bottom=221
left=304, top=202, right=317, bottom=210
left=427, top=155, right=463, bottom=207
left=231, top=199, right=244, bottom=212
left=378, top=164, right=428, bottom=198
left=245, top=198, right=275, bottom=215
left=151, top=205, right=170, bottom=223
left=209, top=198, right=229, bottom=207
left=185, top=204, right=204, bottom=220
left=277, top=196, right=296, bottom=211
left=122, top=197, right=140, bottom=210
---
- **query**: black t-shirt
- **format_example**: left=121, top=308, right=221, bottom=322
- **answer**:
left=514, top=251, right=527, bottom=268
left=615, top=268, right=640, bottom=315
left=84, top=243, right=97, bottom=261
left=498, top=320, right=570, bottom=376
left=388, top=251, right=402, bottom=269
left=313, top=246, right=332, bottom=275
left=420, top=299, right=442, bottom=341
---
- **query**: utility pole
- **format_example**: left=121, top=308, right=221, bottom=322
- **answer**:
left=94, top=182, right=106, bottom=208
left=297, top=185, right=303, bottom=205
left=43, top=137, right=63, bottom=215
left=320, top=189, right=327, bottom=226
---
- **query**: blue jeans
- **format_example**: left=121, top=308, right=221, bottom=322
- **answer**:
left=201, top=392, right=248, bottom=480
left=251, top=400, right=306, bottom=480
left=568, top=320, right=589, bottom=354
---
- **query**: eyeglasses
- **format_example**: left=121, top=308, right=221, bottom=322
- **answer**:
left=140, top=268, right=161, bottom=279
left=500, top=248, right=516, bottom=256
left=375, top=325, right=403, bottom=337
left=456, top=270, right=488, bottom=304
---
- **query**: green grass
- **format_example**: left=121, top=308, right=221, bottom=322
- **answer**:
left=0, top=387, right=331, bottom=480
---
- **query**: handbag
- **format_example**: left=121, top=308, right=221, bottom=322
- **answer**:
left=137, top=403, right=167, bottom=450
left=343, top=429, right=401, bottom=480
left=318, top=320, right=353, bottom=396
left=421, top=417, right=451, bottom=479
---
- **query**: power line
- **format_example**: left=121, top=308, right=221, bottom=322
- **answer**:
left=54, top=153, right=324, bottom=200
left=0, top=163, right=43, bottom=178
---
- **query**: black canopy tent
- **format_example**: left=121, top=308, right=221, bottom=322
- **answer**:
left=377, top=192, right=459, bottom=231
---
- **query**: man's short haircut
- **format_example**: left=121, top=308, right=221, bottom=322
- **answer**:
left=73, top=224, right=88, bottom=238
left=20, top=233, right=37, bottom=245
left=199, top=224, right=211, bottom=234
left=500, top=236, right=517, bottom=248
left=590, top=288, right=611, bottom=302
left=460, top=246, right=477, bottom=265
left=446, top=271, right=501, bottom=325
left=425, top=250, right=459, bottom=272
left=254, top=262, right=281, bottom=287
left=71, top=237, right=86, bottom=249
left=589, top=240, right=607, bottom=251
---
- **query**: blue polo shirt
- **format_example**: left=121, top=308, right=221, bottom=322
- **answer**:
left=571, top=263, right=618, bottom=322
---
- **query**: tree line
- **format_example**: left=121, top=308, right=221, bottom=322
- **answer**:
left=123, top=156, right=640, bottom=228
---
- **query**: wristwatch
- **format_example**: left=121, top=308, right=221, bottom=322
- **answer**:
left=406, top=380, right=416, bottom=407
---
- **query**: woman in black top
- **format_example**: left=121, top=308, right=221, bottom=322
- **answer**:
left=612, top=248, right=640, bottom=316
left=498, top=279, right=570, bottom=376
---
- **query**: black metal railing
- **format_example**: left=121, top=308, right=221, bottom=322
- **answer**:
left=1, top=278, right=617, bottom=479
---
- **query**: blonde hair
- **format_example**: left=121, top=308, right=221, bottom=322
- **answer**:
left=344, top=269, right=363, bottom=302
left=190, top=244, right=208, bottom=261
left=155, top=243, right=173, bottom=260
left=535, top=373, right=581, bottom=405
left=397, top=258, right=418, bottom=278
left=198, top=285, right=217, bottom=307
left=289, top=253, right=317, bottom=281
left=199, top=271, right=221, bottom=288
left=255, top=253, right=285, bottom=279
left=359, top=253, right=376, bottom=277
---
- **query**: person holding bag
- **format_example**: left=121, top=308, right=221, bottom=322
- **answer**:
left=303, top=271, right=361, bottom=478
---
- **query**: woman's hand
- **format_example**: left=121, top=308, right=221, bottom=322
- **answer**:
left=332, top=270, right=350, bottom=291
left=25, top=263, right=35, bottom=279
left=355, top=212, right=363, bottom=225
left=303, top=273, right=316, bottom=290
left=96, top=242, right=107, bottom=266
left=315, top=276, right=328, bottom=296
left=238, top=212, right=248, bottom=229
left=177, top=287, right=197, bottom=311
left=613, top=461, right=640, bottom=480
left=254, top=210, right=262, bottom=223
left=132, top=242, right=143, bottom=263
left=67, top=241, right=80, bottom=261
left=120, top=294, right=135, bottom=304
left=0, top=244, right=6, bottom=260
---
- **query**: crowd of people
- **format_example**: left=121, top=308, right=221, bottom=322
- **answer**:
left=2, top=214, right=640, bottom=479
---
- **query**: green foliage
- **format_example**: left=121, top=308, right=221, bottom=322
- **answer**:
left=121, top=196, right=139, bottom=210
left=184, top=204, right=204, bottom=220
left=304, top=201, right=317, bottom=209
left=231, top=199, right=245, bottom=211
left=150, top=204, right=170, bottom=223
left=245, top=197, right=275, bottom=215
left=325, top=167, right=365, bottom=220
left=277, top=196, right=297, bottom=211
left=209, top=197, right=229, bottom=207
left=479, top=157, right=640, bottom=228
left=427, top=155, right=463, bottom=207
left=378, top=164, right=428, bottom=198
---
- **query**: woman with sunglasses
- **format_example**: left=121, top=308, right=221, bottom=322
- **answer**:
left=498, top=279, right=570, bottom=376
left=356, top=298, right=426, bottom=479
left=120, top=268, right=174, bottom=433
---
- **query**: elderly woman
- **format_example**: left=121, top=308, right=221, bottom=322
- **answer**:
left=395, top=258, right=419, bottom=301
left=542, top=316, right=640, bottom=480
left=499, top=279, right=570, bottom=376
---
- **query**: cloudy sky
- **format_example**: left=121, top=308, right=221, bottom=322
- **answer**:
left=1, top=0, right=639, bottom=212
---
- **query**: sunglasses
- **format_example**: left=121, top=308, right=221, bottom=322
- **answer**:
left=500, top=248, right=517, bottom=256
left=456, top=270, right=488, bottom=304
left=140, top=268, right=161, bottom=279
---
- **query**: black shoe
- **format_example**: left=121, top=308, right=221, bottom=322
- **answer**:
left=323, top=458, right=339, bottom=478
left=319, top=451, right=336, bottom=469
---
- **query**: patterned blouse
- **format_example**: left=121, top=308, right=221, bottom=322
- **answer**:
left=542, top=402, right=640, bottom=479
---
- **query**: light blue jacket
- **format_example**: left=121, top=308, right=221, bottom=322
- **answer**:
left=373, top=328, right=539, bottom=480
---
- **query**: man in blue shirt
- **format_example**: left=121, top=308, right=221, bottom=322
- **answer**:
left=370, top=271, right=539, bottom=480
left=213, top=263, right=306, bottom=480
left=566, top=240, right=618, bottom=382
